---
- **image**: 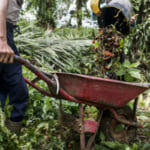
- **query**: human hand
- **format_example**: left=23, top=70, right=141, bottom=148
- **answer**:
left=0, top=39, right=14, bottom=63
left=130, top=14, right=139, bottom=25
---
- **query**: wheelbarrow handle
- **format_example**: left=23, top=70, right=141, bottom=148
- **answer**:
left=14, top=55, right=85, bottom=103
left=14, top=55, right=56, bottom=89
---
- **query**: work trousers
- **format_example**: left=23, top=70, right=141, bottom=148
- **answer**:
left=0, top=22, right=28, bottom=122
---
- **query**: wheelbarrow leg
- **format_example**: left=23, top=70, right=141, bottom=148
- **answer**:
left=59, top=100, right=63, bottom=139
left=86, top=109, right=104, bottom=150
left=133, top=97, right=138, bottom=121
left=79, top=104, right=85, bottom=150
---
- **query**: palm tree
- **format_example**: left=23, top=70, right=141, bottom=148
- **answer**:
left=26, top=0, right=57, bottom=29
left=76, top=0, right=88, bottom=28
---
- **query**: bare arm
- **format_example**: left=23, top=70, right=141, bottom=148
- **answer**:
left=0, top=0, right=14, bottom=63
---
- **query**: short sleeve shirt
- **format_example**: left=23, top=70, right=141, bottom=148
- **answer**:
left=6, top=0, right=23, bottom=25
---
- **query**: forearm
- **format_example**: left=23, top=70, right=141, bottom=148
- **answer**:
left=0, top=0, right=14, bottom=64
left=0, top=0, right=9, bottom=40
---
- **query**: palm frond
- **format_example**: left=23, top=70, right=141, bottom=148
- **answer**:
left=15, top=24, right=92, bottom=71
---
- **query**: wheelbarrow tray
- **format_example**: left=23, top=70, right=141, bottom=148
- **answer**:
left=14, top=55, right=149, bottom=108
left=55, top=73, right=149, bottom=107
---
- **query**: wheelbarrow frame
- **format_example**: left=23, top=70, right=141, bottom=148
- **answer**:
left=14, top=55, right=149, bottom=150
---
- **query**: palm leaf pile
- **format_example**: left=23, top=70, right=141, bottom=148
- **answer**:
left=15, top=23, right=93, bottom=72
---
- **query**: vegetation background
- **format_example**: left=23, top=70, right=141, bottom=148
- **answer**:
left=0, top=0, right=150, bottom=149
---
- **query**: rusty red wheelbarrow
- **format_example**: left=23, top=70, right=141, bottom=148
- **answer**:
left=15, top=55, right=150, bottom=150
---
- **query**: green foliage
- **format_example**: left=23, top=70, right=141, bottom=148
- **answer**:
left=74, top=0, right=90, bottom=27
left=15, top=22, right=98, bottom=74
left=0, top=108, right=20, bottom=150
left=98, top=131, right=150, bottom=150
left=115, top=60, right=144, bottom=82
left=126, top=0, right=150, bottom=81
left=26, top=0, right=57, bottom=29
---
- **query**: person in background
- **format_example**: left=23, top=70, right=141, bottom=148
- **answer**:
left=90, top=0, right=138, bottom=79
left=0, top=0, right=28, bottom=136
left=90, top=0, right=138, bottom=35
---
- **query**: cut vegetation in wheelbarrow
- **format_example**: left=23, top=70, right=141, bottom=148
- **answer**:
left=92, top=25, right=125, bottom=79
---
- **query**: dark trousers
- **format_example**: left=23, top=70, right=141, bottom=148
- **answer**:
left=0, top=22, right=28, bottom=122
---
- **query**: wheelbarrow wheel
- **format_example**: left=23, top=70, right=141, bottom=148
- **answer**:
left=99, top=106, right=137, bottom=143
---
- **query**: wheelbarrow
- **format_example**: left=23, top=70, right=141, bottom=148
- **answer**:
left=14, top=55, right=150, bottom=150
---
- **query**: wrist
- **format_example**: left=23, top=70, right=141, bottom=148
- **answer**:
left=0, top=37, right=7, bottom=43
left=0, top=25, right=7, bottom=41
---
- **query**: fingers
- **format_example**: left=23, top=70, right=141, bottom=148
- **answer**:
left=0, top=44, right=14, bottom=63
left=0, top=53, right=5, bottom=62
left=130, top=14, right=139, bottom=25
left=9, top=52, right=14, bottom=63
left=3, top=53, right=9, bottom=63
left=135, top=14, right=139, bottom=18
left=5, top=46, right=14, bottom=63
left=131, top=14, right=139, bottom=20
left=3, top=52, right=14, bottom=63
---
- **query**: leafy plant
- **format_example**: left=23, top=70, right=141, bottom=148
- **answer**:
left=15, top=22, right=93, bottom=71
left=0, top=107, right=20, bottom=150
left=115, top=60, right=144, bottom=82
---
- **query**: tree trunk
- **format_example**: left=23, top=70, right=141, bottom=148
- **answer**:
left=76, top=0, right=82, bottom=28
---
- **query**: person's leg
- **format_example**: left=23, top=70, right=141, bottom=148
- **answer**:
left=6, top=22, right=28, bottom=121
left=0, top=72, right=8, bottom=108
left=0, top=85, right=7, bottom=108
left=3, top=62, right=28, bottom=122
left=4, top=22, right=29, bottom=136
left=3, top=62, right=28, bottom=136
